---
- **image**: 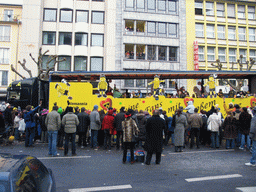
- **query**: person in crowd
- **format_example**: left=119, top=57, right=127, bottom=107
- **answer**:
left=223, top=111, right=237, bottom=149
left=77, top=107, right=90, bottom=148
left=223, top=97, right=234, bottom=114
left=144, top=111, right=151, bottom=120
left=98, top=109, right=106, bottom=147
left=74, top=107, right=80, bottom=115
left=206, top=106, right=215, bottom=118
left=0, top=110, right=5, bottom=135
left=57, top=107, right=65, bottom=150
left=217, top=89, right=224, bottom=98
left=114, top=107, right=125, bottom=150
left=102, top=109, right=115, bottom=150
left=13, top=112, right=21, bottom=142
left=200, top=110, right=210, bottom=146
left=239, top=107, right=252, bottom=150
left=188, top=108, right=203, bottom=149
left=122, top=110, right=139, bottom=164
left=24, top=103, right=41, bottom=147
left=174, top=109, right=188, bottom=152
left=62, top=107, right=79, bottom=156
left=129, top=109, right=139, bottom=126
left=161, top=110, right=169, bottom=146
left=207, top=109, right=222, bottom=149
left=90, top=105, right=101, bottom=150
left=40, top=109, right=49, bottom=143
left=136, top=90, right=143, bottom=98
left=215, top=105, right=224, bottom=145
left=228, top=87, right=236, bottom=98
left=45, top=105, right=61, bottom=157
left=136, top=110, right=146, bottom=147
left=234, top=104, right=242, bottom=147
left=165, top=114, right=174, bottom=146
left=144, top=109, right=165, bottom=165
left=4, top=104, right=12, bottom=130
left=246, top=107, right=256, bottom=166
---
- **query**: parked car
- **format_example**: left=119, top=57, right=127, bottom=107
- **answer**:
left=0, top=153, right=56, bottom=192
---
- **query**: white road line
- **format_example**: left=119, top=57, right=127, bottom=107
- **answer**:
left=236, top=186, right=256, bottom=192
left=185, top=174, right=242, bottom=182
left=37, top=156, right=91, bottom=160
left=169, top=149, right=234, bottom=155
left=68, top=184, right=132, bottom=192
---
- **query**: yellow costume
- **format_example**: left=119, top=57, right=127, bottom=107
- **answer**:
left=204, top=76, right=216, bottom=98
left=97, top=75, right=108, bottom=98
left=55, top=79, right=72, bottom=100
left=148, top=75, right=165, bottom=97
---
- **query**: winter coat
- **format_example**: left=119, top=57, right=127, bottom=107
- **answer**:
left=102, top=111, right=115, bottom=134
left=45, top=110, right=61, bottom=132
left=137, top=113, right=146, bottom=141
left=223, top=103, right=234, bottom=114
left=185, top=101, right=195, bottom=114
left=201, top=114, right=208, bottom=130
left=62, top=112, right=79, bottom=133
left=0, top=112, right=5, bottom=133
left=24, top=106, right=40, bottom=129
left=114, top=112, right=125, bottom=132
left=207, top=113, right=221, bottom=132
left=239, top=111, right=252, bottom=135
left=122, top=118, right=139, bottom=143
left=4, top=107, right=12, bottom=125
left=77, top=112, right=90, bottom=133
left=174, top=114, right=188, bottom=147
left=223, top=116, right=238, bottom=139
left=249, top=115, right=256, bottom=141
left=40, top=115, right=47, bottom=131
left=14, top=116, right=21, bottom=128
left=90, top=110, right=101, bottom=130
left=188, top=113, right=203, bottom=129
left=167, top=116, right=174, bottom=133
left=233, top=110, right=242, bottom=132
left=144, top=115, right=166, bottom=153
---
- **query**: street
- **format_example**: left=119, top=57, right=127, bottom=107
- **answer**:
left=1, top=142, right=256, bottom=192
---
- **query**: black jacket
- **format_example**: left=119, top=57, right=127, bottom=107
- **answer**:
left=77, top=112, right=90, bottom=133
left=4, top=108, right=12, bottom=125
left=114, top=112, right=125, bottom=131
left=137, top=113, right=146, bottom=141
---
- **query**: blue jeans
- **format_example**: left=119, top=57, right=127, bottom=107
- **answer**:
left=25, top=127, right=35, bottom=147
left=91, top=130, right=98, bottom=148
left=48, top=131, right=58, bottom=156
left=226, top=139, right=235, bottom=149
left=236, top=131, right=242, bottom=147
left=240, top=134, right=251, bottom=149
left=250, top=140, right=256, bottom=165
left=14, top=128, right=20, bottom=140
left=211, top=132, right=219, bottom=148
left=64, top=133, right=76, bottom=155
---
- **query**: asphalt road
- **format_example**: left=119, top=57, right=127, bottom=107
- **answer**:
left=2, top=142, right=256, bottom=192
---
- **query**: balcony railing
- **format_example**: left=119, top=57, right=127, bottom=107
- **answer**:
left=0, top=14, right=21, bottom=23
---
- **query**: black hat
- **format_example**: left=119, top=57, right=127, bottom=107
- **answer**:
left=120, top=107, right=125, bottom=112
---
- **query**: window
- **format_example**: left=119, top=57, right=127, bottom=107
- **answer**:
left=147, top=45, right=156, bottom=60
left=1, top=71, right=8, bottom=86
left=91, top=57, right=103, bottom=71
left=169, top=80, right=176, bottom=88
left=92, top=11, right=104, bottom=24
left=4, top=10, right=13, bottom=21
left=227, top=4, right=235, bottom=18
left=58, top=56, right=71, bottom=71
left=0, top=48, right=9, bottom=64
left=44, top=9, right=57, bottom=22
left=148, top=0, right=156, bottom=11
left=91, top=34, right=104, bottom=46
left=238, top=27, right=246, bottom=41
left=168, top=0, right=176, bottom=13
left=125, top=20, right=134, bottom=32
left=216, top=3, right=225, bottom=17
left=169, top=47, right=177, bottom=61
left=126, top=0, right=134, bottom=8
left=207, top=47, right=215, bottom=61
left=218, top=48, right=226, bottom=62
left=137, top=0, right=145, bottom=9
left=228, top=26, right=236, bottom=40
left=249, top=28, right=256, bottom=41
left=43, top=32, right=56, bottom=45
left=198, top=46, right=204, bottom=61
left=158, top=46, right=167, bottom=61
left=75, top=33, right=88, bottom=46
left=136, top=79, right=145, bottom=87
left=74, top=56, right=87, bottom=71
left=136, top=45, right=145, bottom=60
left=206, top=2, right=214, bottom=16
left=158, top=23, right=166, bottom=35
left=239, top=49, right=247, bottom=63
left=125, top=79, right=134, bottom=87
left=42, top=55, right=55, bottom=70
left=237, top=5, right=245, bottom=19
left=59, top=32, right=72, bottom=45
left=248, top=6, right=255, bottom=20
left=148, top=22, right=156, bottom=35
left=0, top=26, right=10, bottom=41
left=195, top=23, right=204, bottom=37
left=206, top=24, right=215, bottom=38
left=169, top=23, right=177, bottom=37
left=125, top=44, right=134, bottom=59
left=60, top=9, right=72, bottom=22
left=217, top=25, right=225, bottom=39
left=229, top=48, right=236, bottom=63
left=76, top=10, right=88, bottom=22
left=195, top=1, right=203, bottom=15
left=136, top=21, right=145, bottom=33
left=158, top=0, right=166, bottom=11
left=250, top=50, right=256, bottom=62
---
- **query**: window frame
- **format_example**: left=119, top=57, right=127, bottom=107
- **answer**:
left=60, top=9, right=73, bottom=23
left=249, top=28, right=256, bottom=42
left=207, top=47, right=215, bottom=61
left=58, top=32, right=72, bottom=45
left=198, top=46, right=204, bottom=61
left=205, top=1, right=214, bottom=16
left=168, top=23, right=177, bottom=37
left=76, top=10, right=89, bottom=23
left=216, top=3, right=225, bottom=17
left=227, top=4, right=235, bottom=18
left=57, top=56, right=71, bottom=71
left=0, top=48, right=9, bottom=64
left=91, top=33, right=104, bottom=47
left=237, top=5, right=245, bottom=19
left=0, top=25, right=11, bottom=42
left=91, top=11, right=104, bottom=24
left=75, top=33, right=88, bottom=46
left=74, top=56, right=87, bottom=71
left=158, top=0, right=166, bottom=12
left=238, top=27, right=246, bottom=41
left=137, top=0, right=145, bottom=10
left=217, top=25, right=225, bottom=39
left=229, top=48, right=236, bottom=63
left=195, top=23, right=204, bottom=38
left=206, top=24, right=215, bottom=38
left=43, top=8, right=57, bottom=22
left=42, top=31, right=56, bottom=45
left=148, top=0, right=156, bottom=12
left=195, top=1, right=203, bottom=15
left=147, top=21, right=156, bottom=35
left=158, top=22, right=167, bottom=35
left=248, top=6, right=255, bottom=20
left=169, top=46, right=178, bottom=61
left=90, top=57, right=103, bottom=71
left=228, top=26, right=236, bottom=40
left=168, top=0, right=177, bottom=13
left=218, top=47, right=226, bottom=62
left=126, top=0, right=134, bottom=8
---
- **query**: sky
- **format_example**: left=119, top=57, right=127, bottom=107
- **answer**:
left=0, top=0, right=23, bottom=5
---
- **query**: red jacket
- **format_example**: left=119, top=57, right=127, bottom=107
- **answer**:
left=102, top=110, right=115, bottom=134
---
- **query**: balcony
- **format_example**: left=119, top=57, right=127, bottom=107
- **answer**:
left=0, top=14, right=21, bottom=24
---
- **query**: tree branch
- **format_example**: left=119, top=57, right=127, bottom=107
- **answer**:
left=11, top=64, right=25, bottom=79
left=18, top=59, right=32, bottom=78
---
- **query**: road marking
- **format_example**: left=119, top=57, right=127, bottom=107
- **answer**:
left=68, top=184, right=132, bottom=192
left=236, top=186, right=256, bottom=192
left=169, top=149, right=234, bottom=155
left=185, top=174, right=242, bottom=182
left=38, top=156, right=91, bottom=160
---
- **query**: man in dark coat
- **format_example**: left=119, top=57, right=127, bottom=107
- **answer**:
left=144, top=109, right=166, bottom=165
left=77, top=107, right=90, bottom=148
left=4, top=104, right=12, bottom=128
left=114, top=107, right=125, bottom=150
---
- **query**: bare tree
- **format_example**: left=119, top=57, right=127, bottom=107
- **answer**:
left=211, top=55, right=255, bottom=91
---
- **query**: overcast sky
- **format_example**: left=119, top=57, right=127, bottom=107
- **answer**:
left=0, top=0, right=23, bottom=5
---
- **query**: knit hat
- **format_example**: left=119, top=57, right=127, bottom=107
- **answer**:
left=42, top=109, right=49, bottom=116
left=94, top=105, right=98, bottom=110
left=58, top=107, right=63, bottom=114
